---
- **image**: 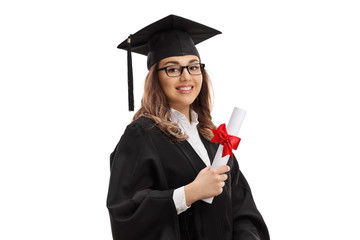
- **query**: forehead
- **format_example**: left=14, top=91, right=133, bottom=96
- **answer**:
left=158, top=55, right=200, bottom=66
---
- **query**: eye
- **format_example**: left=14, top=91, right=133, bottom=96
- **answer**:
left=188, top=63, right=201, bottom=74
left=167, top=66, right=179, bottom=73
left=189, top=65, right=199, bottom=71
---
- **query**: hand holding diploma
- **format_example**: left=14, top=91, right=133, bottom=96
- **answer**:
left=184, top=165, right=230, bottom=206
left=203, top=107, right=246, bottom=203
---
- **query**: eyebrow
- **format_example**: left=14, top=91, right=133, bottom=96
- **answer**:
left=163, top=59, right=199, bottom=66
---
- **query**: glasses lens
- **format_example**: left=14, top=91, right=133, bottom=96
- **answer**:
left=166, top=65, right=182, bottom=77
left=188, top=63, right=202, bottom=75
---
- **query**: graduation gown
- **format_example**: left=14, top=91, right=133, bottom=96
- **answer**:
left=106, top=117, right=270, bottom=240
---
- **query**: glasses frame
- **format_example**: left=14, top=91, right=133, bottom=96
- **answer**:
left=157, top=63, right=205, bottom=77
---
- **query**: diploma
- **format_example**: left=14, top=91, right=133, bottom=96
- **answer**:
left=203, top=107, right=246, bottom=204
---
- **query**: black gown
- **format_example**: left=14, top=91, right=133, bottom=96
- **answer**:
left=106, top=117, right=270, bottom=240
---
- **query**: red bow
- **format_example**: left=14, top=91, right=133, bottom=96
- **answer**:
left=211, top=124, right=241, bottom=158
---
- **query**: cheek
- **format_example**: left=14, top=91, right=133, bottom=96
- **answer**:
left=158, top=74, right=168, bottom=91
left=158, top=78, right=173, bottom=97
left=195, top=77, right=203, bottom=92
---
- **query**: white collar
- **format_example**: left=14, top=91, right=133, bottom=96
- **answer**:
left=170, top=108, right=199, bottom=127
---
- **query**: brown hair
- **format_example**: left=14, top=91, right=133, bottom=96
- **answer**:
left=133, top=63, right=216, bottom=142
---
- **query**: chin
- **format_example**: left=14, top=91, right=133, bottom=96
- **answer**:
left=182, top=97, right=197, bottom=106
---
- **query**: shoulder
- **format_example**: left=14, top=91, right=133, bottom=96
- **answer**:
left=128, top=116, right=156, bottom=130
left=122, top=116, right=159, bottom=138
left=110, top=117, right=158, bottom=168
left=121, top=116, right=170, bottom=142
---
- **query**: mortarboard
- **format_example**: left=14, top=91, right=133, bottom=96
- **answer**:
left=117, top=14, right=221, bottom=111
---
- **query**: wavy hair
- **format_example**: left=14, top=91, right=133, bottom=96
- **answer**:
left=133, top=63, right=216, bottom=142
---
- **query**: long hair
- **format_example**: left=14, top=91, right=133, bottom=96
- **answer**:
left=133, top=63, right=216, bottom=142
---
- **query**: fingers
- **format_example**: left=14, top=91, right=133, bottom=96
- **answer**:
left=215, top=182, right=225, bottom=196
left=220, top=173, right=228, bottom=181
left=218, top=187, right=223, bottom=195
left=201, top=166, right=211, bottom=172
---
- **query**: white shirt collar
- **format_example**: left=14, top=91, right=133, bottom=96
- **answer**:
left=170, top=108, right=199, bottom=128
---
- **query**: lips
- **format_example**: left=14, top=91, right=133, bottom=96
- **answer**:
left=176, top=85, right=194, bottom=94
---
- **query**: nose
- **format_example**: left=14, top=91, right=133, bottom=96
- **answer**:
left=179, top=67, right=192, bottom=81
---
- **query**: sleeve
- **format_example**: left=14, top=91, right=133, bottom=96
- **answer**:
left=230, top=156, right=270, bottom=240
left=173, top=186, right=191, bottom=215
left=106, top=122, right=180, bottom=240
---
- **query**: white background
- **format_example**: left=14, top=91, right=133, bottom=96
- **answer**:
left=1, top=0, right=359, bottom=239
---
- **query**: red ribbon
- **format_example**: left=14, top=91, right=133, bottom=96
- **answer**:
left=211, top=124, right=241, bottom=158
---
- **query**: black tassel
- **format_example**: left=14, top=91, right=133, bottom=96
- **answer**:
left=127, top=35, right=134, bottom=111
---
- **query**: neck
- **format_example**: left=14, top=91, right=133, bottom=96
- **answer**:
left=171, top=105, right=191, bottom=123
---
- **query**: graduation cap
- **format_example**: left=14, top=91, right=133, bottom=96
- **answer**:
left=117, top=14, right=221, bottom=111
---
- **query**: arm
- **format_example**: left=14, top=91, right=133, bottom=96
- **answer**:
left=106, top=122, right=179, bottom=240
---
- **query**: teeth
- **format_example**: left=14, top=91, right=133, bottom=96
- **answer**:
left=178, top=87, right=192, bottom=91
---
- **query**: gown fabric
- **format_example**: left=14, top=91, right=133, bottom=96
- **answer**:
left=106, top=117, right=270, bottom=240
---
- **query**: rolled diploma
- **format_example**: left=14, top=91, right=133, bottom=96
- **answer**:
left=202, top=107, right=246, bottom=204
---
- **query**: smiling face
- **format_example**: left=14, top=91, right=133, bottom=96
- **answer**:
left=157, top=55, right=203, bottom=114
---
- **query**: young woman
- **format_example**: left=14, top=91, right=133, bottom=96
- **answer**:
left=106, top=15, right=270, bottom=240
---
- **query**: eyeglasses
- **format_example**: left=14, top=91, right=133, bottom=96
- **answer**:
left=157, top=63, right=205, bottom=77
